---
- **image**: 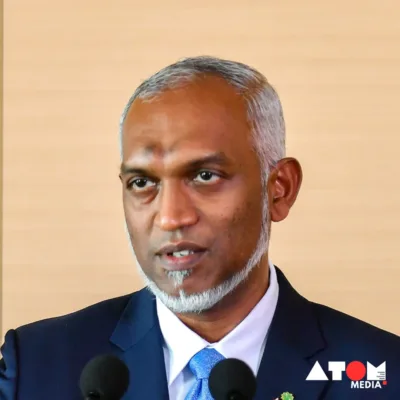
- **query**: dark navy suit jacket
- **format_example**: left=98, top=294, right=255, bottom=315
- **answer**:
left=1, top=267, right=399, bottom=399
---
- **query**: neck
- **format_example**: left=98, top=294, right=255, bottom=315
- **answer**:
left=176, top=255, right=270, bottom=343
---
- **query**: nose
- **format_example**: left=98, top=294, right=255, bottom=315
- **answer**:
left=154, top=180, right=199, bottom=231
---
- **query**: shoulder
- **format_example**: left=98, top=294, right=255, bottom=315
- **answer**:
left=0, top=290, right=148, bottom=398
left=9, top=289, right=150, bottom=350
left=276, top=266, right=399, bottom=355
left=17, top=293, right=132, bottom=336
left=311, top=301, right=400, bottom=359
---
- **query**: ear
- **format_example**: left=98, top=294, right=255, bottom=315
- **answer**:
left=267, top=157, right=303, bottom=222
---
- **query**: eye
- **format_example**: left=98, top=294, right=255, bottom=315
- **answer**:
left=127, top=178, right=156, bottom=191
left=194, top=171, right=221, bottom=184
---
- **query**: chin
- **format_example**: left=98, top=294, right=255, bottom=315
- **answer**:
left=145, top=275, right=221, bottom=312
left=169, top=272, right=219, bottom=295
left=140, top=262, right=250, bottom=313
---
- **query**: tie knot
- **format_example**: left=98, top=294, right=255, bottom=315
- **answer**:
left=188, top=348, right=225, bottom=380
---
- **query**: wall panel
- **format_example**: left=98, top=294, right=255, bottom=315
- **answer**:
left=3, top=0, right=400, bottom=336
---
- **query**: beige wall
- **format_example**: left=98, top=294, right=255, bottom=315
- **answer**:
left=3, top=0, right=400, bottom=338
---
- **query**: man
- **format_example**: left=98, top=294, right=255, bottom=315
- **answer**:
left=1, top=56, right=399, bottom=400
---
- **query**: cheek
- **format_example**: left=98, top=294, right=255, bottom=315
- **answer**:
left=225, top=198, right=263, bottom=252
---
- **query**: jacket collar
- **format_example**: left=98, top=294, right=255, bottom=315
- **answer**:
left=110, top=288, right=169, bottom=399
left=110, top=288, right=157, bottom=351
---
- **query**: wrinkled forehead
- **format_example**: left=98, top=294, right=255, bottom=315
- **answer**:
left=120, top=77, right=254, bottom=163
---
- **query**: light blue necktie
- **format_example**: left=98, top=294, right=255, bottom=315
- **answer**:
left=185, top=348, right=225, bottom=400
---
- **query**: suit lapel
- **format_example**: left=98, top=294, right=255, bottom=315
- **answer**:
left=255, top=267, right=329, bottom=400
left=109, top=289, right=169, bottom=400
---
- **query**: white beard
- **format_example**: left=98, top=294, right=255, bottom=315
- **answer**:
left=126, top=193, right=270, bottom=314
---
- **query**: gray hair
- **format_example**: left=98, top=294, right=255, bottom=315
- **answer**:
left=119, top=56, right=286, bottom=183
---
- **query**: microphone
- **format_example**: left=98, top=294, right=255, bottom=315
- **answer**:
left=79, top=354, right=130, bottom=400
left=209, top=358, right=257, bottom=400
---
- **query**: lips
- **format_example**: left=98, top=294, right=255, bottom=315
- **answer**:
left=156, top=241, right=207, bottom=256
left=156, top=241, right=208, bottom=271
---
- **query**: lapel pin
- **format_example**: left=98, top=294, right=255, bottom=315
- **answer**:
left=280, top=392, right=294, bottom=400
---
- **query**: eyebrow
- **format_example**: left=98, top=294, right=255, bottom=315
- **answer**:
left=119, top=152, right=231, bottom=176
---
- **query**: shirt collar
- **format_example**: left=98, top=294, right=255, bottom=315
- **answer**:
left=156, top=260, right=279, bottom=385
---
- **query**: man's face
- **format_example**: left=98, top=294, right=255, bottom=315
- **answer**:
left=120, top=77, right=267, bottom=300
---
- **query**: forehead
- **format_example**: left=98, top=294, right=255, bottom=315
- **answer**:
left=121, top=76, right=252, bottom=163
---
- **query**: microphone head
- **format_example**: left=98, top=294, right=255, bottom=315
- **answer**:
left=79, top=354, right=129, bottom=400
left=209, top=358, right=257, bottom=400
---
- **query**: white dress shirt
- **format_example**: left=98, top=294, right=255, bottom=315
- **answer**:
left=156, top=261, right=279, bottom=400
